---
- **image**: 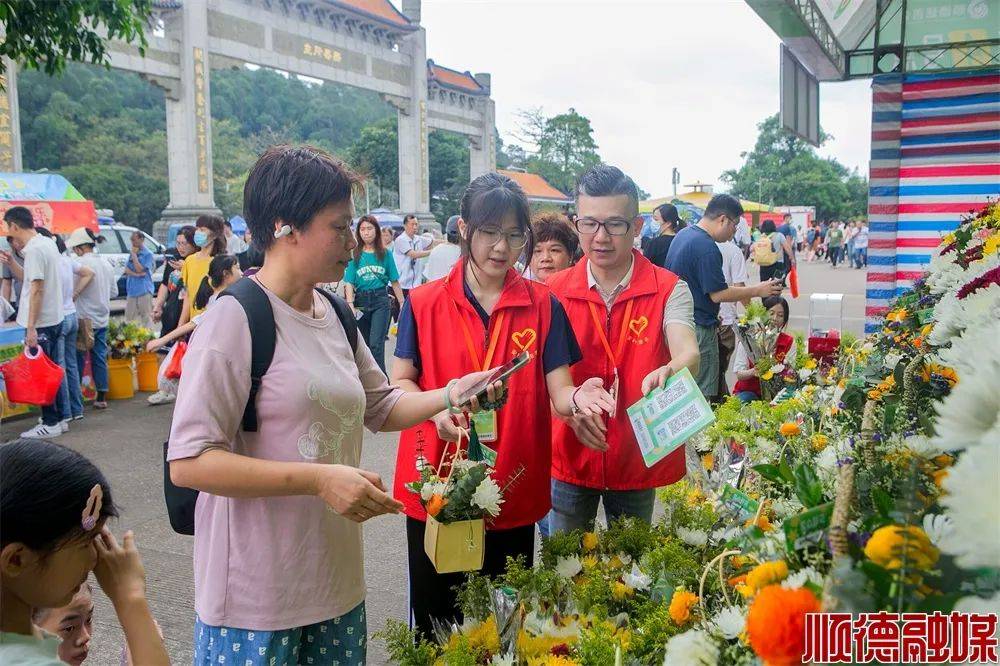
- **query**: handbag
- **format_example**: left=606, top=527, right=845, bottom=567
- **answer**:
left=76, top=317, right=95, bottom=351
left=1, top=346, right=65, bottom=406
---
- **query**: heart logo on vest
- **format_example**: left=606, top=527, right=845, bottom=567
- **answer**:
left=512, top=327, right=537, bottom=352
left=628, top=316, right=649, bottom=337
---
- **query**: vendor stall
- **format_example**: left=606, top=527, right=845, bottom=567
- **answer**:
left=0, top=173, right=98, bottom=233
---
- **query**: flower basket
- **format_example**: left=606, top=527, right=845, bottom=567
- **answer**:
left=424, top=515, right=485, bottom=574
left=408, top=427, right=504, bottom=575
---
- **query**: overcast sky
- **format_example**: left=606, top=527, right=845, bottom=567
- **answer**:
left=419, top=0, right=873, bottom=198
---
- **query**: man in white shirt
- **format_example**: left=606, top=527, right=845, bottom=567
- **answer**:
left=423, top=215, right=462, bottom=282
left=5, top=207, right=65, bottom=437
left=392, top=214, right=435, bottom=296
left=716, top=239, right=749, bottom=397
left=224, top=220, right=248, bottom=255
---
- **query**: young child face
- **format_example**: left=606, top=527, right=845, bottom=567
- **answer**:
left=35, top=584, right=94, bottom=665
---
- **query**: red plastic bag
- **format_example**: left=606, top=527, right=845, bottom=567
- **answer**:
left=788, top=265, right=800, bottom=299
left=164, top=341, right=187, bottom=380
left=1, top=347, right=65, bottom=406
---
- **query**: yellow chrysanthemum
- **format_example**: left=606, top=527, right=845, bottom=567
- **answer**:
left=581, top=554, right=598, bottom=571
left=518, top=630, right=573, bottom=659
left=886, top=308, right=909, bottom=323
left=612, top=581, right=633, bottom=601
left=701, top=453, right=715, bottom=471
left=448, top=616, right=499, bottom=654
left=864, top=525, right=938, bottom=571
left=810, top=433, right=829, bottom=451
left=581, top=532, right=599, bottom=552
left=526, top=656, right=578, bottom=666
left=942, top=232, right=956, bottom=245
left=983, top=232, right=1000, bottom=256
left=921, top=362, right=959, bottom=387
left=746, top=560, right=789, bottom=592
left=868, top=389, right=882, bottom=400
left=804, top=357, right=817, bottom=370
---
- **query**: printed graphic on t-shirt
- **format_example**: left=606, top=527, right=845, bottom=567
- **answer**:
left=297, top=372, right=363, bottom=461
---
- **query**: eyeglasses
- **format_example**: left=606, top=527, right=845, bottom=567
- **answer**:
left=574, top=216, right=633, bottom=236
left=475, top=226, right=529, bottom=251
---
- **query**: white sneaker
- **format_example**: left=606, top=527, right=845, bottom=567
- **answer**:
left=147, top=391, right=176, bottom=406
left=36, top=417, right=69, bottom=433
left=20, top=423, right=63, bottom=438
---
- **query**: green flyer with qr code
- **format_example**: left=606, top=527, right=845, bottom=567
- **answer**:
left=626, top=367, right=716, bottom=468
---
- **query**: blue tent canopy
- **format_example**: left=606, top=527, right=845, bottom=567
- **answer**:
left=228, top=215, right=247, bottom=235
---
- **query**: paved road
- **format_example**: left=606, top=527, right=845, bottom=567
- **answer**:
left=2, top=258, right=864, bottom=665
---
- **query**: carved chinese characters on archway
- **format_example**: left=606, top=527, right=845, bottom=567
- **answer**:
left=0, top=76, right=13, bottom=172
left=193, top=48, right=209, bottom=194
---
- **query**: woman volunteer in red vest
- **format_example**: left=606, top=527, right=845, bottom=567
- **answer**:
left=733, top=296, right=797, bottom=402
left=392, top=172, right=614, bottom=637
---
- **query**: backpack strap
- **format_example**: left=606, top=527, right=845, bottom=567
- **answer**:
left=220, top=281, right=360, bottom=433
left=220, top=278, right=276, bottom=433
left=315, top=288, right=358, bottom=355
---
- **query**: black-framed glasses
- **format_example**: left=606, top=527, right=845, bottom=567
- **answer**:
left=475, top=226, right=529, bottom=250
left=574, top=216, right=633, bottom=236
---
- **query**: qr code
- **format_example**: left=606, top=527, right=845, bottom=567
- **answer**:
left=667, top=403, right=704, bottom=437
left=659, top=380, right=689, bottom=407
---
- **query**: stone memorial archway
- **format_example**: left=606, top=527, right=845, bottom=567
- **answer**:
left=1, top=0, right=495, bottom=238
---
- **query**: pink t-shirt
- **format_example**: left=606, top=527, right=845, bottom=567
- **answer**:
left=167, top=282, right=402, bottom=630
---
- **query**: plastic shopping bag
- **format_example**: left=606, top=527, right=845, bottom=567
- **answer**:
left=157, top=344, right=181, bottom=393
left=163, top=341, right=187, bottom=380
left=788, top=265, right=800, bottom=299
left=1, top=347, right=65, bottom=406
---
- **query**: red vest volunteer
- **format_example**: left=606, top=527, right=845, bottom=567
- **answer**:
left=548, top=251, right=686, bottom=490
left=393, top=261, right=566, bottom=528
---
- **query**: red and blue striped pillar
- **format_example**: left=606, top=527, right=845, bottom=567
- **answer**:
left=865, top=68, right=1000, bottom=333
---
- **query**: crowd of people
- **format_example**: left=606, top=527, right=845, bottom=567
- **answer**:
left=802, top=218, right=869, bottom=269
left=1, top=143, right=871, bottom=665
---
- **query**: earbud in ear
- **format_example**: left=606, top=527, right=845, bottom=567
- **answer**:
left=274, top=224, right=292, bottom=239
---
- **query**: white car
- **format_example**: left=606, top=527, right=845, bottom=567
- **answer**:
left=92, top=221, right=166, bottom=297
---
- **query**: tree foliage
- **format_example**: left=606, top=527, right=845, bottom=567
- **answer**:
left=721, top=114, right=868, bottom=220
left=0, top=0, right=152, bottom=82
left=18, top=63, right=484, bottom=230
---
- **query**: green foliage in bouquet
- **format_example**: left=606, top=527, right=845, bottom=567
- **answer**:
left=436, top=464, right=487, bottom=523
left=375, top=620, right=439, bottom=666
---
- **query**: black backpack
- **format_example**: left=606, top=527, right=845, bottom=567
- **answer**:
left=163, top=279, right=358, bottom=535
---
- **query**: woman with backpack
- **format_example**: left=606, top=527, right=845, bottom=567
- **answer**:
left=166, top=145, right=504, bottom=666
left=751, top=219, right=795, bottom=282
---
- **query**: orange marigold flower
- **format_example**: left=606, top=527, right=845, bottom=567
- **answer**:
left=668, top=589, right=698, bottom=625
left=701, top=453, right=715, bottom=471
left=778, top=422, right=800, bottom=437
left=426, top=494, right=448, bottom=517
left=747, top=585, right=820, bottom=666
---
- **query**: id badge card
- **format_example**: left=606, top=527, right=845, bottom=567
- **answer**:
left=472, top=409, right=498, bottom=443
left=610, top=370, right=620, bottom=414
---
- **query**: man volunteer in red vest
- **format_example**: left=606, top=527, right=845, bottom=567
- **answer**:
left=547, top=164, right=701, bottom=532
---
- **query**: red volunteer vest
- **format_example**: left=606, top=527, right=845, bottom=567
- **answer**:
left=547, top=251, right=682, bottom=490
left=392, top=260, right=555, bottom=530
left=732, top=332, right=794, bottom=396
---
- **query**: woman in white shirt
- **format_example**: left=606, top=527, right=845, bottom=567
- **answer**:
left=65, top=227, right=118, bottom=410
